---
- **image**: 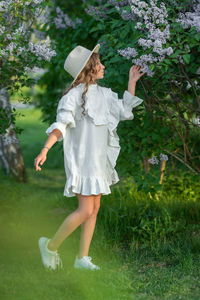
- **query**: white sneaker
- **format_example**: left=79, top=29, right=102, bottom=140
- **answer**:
left=38, top=237, right=63, bottom=270
left=74, top=255, right=100, bottom=270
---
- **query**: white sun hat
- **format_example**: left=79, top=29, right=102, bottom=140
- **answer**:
left=64, top=44, right=100, bottom=85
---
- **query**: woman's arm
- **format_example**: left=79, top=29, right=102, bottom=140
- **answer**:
left=42, top=129, right=62, bottom=154
left=128, top=80, right=137, bottom=97
left=34, top=129, right=62, bottom=171
left=128, top=65, right=145, bottom=96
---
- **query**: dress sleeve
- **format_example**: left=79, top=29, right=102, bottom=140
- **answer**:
left=45, top=91, right=77, bottom=142
left=107, top=88, right=143, bottom=121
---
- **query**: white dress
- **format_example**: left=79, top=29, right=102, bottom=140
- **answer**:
left=45, top=83, right=143, bottom=197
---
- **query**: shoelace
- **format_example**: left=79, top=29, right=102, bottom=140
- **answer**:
left=85, top=256, right=92, bottom=262
left=84, top=256, right=99, bottom=269
left=55, top=252, right=63, bottom=269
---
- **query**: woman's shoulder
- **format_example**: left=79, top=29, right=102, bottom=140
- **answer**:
left=62, top=83, right=111, bottom=100
left=60, top=87, right=80, bottom=102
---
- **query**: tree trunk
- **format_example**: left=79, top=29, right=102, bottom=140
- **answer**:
left=0, top=87, right=27, bottom=182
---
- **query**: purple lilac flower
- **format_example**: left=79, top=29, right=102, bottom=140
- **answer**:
left=117, top=47, right=138, bottom=59
left=117, top=0, right=173, bottom=77
left=148, top=155, right=159, bottom=164
left=84, top=4, right=109, bottom=21
left=160, top=153, right=168, bottom=161
left=28, top=41, right=56, bottom=61
left=54, top=6, right=82, bottom=29
left=176, top=2, right=200, bottom=33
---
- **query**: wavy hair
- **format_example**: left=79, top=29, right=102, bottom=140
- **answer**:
left=62, top=52, right=101, bottom=116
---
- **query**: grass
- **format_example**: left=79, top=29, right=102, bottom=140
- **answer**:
left=0, top=107, right=199, bottom=299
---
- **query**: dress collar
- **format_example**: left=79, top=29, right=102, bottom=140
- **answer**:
left=77, top=83, right=98, bottom=88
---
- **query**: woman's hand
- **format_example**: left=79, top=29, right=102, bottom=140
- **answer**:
left=129, top=65, right=146, bottom=83
left=34, top=149, right=48, bottom=171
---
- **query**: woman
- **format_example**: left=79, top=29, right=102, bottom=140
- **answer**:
left=34, top=43, right=145, bottom=271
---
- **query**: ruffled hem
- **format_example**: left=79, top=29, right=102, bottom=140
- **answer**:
left=63, top=174, right=114, bottom=197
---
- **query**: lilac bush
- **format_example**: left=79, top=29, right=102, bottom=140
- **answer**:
left=0, top=0, right=56, bottom=92
left=81, top=0, right=200, bottom=174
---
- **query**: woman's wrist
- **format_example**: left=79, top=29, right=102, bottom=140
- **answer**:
left=41, top=147, right=49, bottom=154
left=128, top=79, right=137, bottom=85
left=128, top=80, right=137, bottom=96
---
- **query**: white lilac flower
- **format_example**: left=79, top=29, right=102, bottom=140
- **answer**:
left=138, top=38, right=153, bottom=49
left=117, top=47, right=138, bottom=59
left=0, top=49, right=9, bottom=58
left=0, top=0, right=13, bottom=11
left=37, top=6, right=50, bottom=24
left=160, top=153, right=168, bottom=161
left=117, top=0, right=173, bottom=77
left=186, top=81, right=192, bottom=90
left=17, top=46, right=26, bottom=56
left=171, top=80, right=181, bottom=86
left=28, top=41, right=56, bottom=61
left=176, top=2, right=200, bottom=33
left=121, top=10, right=136, bottom=21
left=132, top=58, right=155, bottom=76
left=139, top=53, right=155, bottom=63
left=24, top=66, right=32, bottom=73
left=13, top=25, right=26, bottom=36
left=177, top=55, right=184, bottom=64
left=193, top=117, right=200, bottom=126
left=54, top=6, right=81, bottom=29
left=148, top=155, right=159, bottom=164
left=85, top=4, right=109, bottom=21
left=5, top=42, right=17, bottom=55
left=108, top=0, right=129, bottom=7
left=5, top=34, right=12, bottom=40
left=0, top=26, right=6, bottom=34
left=135, top=22, right=143, bottom=29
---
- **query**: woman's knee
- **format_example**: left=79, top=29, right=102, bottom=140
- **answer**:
left=76, top=193, right=95, bottom=219
left=93, top=194, right=101, bottom=215
left=81, top=207, right=94, bottom=219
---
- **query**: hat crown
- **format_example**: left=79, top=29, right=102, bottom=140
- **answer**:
left=64, top=44, right=100, bottom=84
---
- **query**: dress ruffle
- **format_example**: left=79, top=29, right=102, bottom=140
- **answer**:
left=74, top=84, right=121, bottom=187
left=74, top=84, right=143, bottom=189
left=45, top=92, right=77, bottom=142
left=75, top=84, right=109, bottom=125
left=63, top=173, right=112, bottom=197
left=107, top=88, right=144, bottom=121
left=104, top=88, right=143, bottom=185
left=46, top=122, right=69, bottom=142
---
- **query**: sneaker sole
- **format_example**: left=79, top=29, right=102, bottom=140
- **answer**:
left=74, top=263, right=100, bottom=270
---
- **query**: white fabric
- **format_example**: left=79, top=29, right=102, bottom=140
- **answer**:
left=45, top=83, right=143, bottom=197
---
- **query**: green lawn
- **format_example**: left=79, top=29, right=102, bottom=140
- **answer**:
left=0, top=107, right=199, bottom=299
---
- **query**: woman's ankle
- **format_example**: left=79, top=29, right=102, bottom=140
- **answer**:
left=78, top=253, right=88, bottom=259
left=47, top=239, right=58, bottom=252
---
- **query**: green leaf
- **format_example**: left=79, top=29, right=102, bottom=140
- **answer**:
left=183, top=54, right=190, bottom=64
left=194, top=34, right=200, bottom=41
left=109, top=56, right=120, bottom=63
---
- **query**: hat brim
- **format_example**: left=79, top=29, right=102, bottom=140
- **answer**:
left=71, top=43, right=101, bottom=85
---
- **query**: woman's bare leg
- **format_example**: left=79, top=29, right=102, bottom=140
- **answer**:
left=78, top=193, right=101, bottom=258
left=47, top=193, right=95, bottom=251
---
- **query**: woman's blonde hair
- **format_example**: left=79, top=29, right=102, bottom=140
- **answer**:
left=62, top=52, right=100, bottom=116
